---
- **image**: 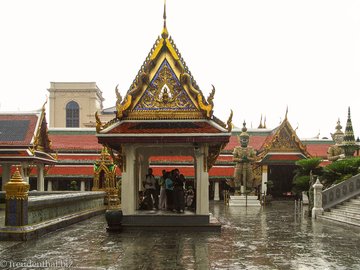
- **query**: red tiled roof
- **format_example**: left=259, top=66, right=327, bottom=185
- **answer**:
left=215, top=155, right=233, bottom=162
left=224, top=136, right=238, bottom=151
left=224, top=135, right=268, bottom=151
left=151, top=166, right=234, bottom=178
left=209, top=166, right=234, bottom=176
left=0, top=114, right=39, bottom=145
left=57, top=154, right=99, bottom=160
left=105, top=121, right=222, bottom=134
left=46, top=165, right=121, bottom=177
left=149, top=155, right=233, bottom=163
left=49, top=135, right=102, bottom=150
left=150, top=156, right=194, bottom=162
left=250, top=136, right=269, bottom=150
left=306, top=144, right=331, bottom=158
left=268, top=155, right=302, bottom=161
left=47, top=166, right=94, bottom=176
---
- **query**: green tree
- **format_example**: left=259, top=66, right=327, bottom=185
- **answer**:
left=322, top=157, right=360, bottom=187
left=292, top=157, right=323, bottom=217
left=69, top=180, right=78, bottom=191
left=292, top=157, right=323, bottom=194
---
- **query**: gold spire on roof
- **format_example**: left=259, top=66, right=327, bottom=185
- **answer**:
left=258, top=114, right=263, bottom=128
left=263, top=116, right=267, bottom=129
left=161, top=0, right=169, bottom=39
left=285, top=106, right=288, bottom=120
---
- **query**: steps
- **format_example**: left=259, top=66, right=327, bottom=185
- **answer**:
left=229, top=195, right=261, bottom=207
left=320, top=195, right=360, bottom=227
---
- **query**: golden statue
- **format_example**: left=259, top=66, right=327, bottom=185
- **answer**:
left=327, top=119, right=345, bottom=162
left=233, top=121, right=256, bottom=194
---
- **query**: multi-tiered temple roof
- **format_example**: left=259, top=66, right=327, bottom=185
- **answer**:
left=97, top=6, right=232, bottom=169
left=0, top=103, right=56, bottom=165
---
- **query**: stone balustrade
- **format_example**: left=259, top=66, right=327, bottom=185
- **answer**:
left=322, top=173, right=360, bottom=210
left=1, top=168, right=107, bottom=240
left=28, top=192, right=106, bottom=224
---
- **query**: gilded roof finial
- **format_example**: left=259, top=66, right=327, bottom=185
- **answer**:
left=285, top=106, right=288, bottom=120
left=42, top=96, right=48, bottom=112
left=263, top=116, right=267, bottom=129
left=226, top=109, right=233, bottom=132
left=161, top=0, right=169, bottom=39
left=258, top=114, right=263, bottom=129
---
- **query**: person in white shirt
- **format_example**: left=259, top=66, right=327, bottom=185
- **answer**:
left=143, top=168, right=159, bottom=210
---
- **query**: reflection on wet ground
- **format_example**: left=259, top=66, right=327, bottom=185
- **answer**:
left=1, top=201, right=360, bottom=269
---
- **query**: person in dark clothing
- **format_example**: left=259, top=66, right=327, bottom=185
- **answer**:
left=173, top=171, right=185, bottom=213
left=165, top=171, right=174, bottom=211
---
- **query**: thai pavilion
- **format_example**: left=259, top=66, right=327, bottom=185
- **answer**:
left=0, top=103, right=56, bottom=191
left=96, top=7, right=232, bottom=218
left=1, top=5, right=357, bottom=207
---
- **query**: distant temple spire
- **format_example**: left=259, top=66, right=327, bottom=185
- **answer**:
left=342, top=106, right=358, bottom=157
left=263, top=115, right=267, bottom=129
left=258, top=114, right=263, bottom=128
left=161, top=0, right=169, bottom=39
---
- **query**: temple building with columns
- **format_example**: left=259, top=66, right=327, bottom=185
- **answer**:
left=1, top=5, right=359, bottom=205
left=0, top=104, right=56, bottom=191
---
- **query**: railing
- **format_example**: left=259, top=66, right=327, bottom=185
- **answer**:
left=322, top=174, right=360, bottom=210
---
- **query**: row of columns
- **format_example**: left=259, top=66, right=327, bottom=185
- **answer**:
left=121, top=144, right=210, bottom=215
left=47, top=180, right=86, bottom=191
left=1, top=163, right=45, bottom=191
left=1, top=163, right=86, bottom=192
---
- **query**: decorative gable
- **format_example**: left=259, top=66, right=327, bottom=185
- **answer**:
left=258, top=118, right=310, bottom=160
left=107, top=22, right=221, bottom=122
left=34, top=110, right=52, bottom=152
left=134, top=60, right=197, bottom=112
left=271, top=122, right=300, bottom=151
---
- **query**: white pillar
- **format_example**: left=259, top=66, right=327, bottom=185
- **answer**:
left=37, top=164, right=45, bottom=191
left=195, top=145, right=209, bottom=215
left=121, top=145, right=136, bottom=215
left=47, top=180, right=52, bottom=191
left=138, top=158, right=148, bottom=192
left=214, top=181, right=220, bottom=201
left=80, top=180, right=86, bottom=191
left=312, top=178, right=324, bottom=219
left=20, top=162, right=30, bottom=184
left=261, top=165, right=268, bottom=196
left=1, top=164, right=11, bottom=191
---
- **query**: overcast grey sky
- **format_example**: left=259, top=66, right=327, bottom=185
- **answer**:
left=0, top=0, right=359, bottom=139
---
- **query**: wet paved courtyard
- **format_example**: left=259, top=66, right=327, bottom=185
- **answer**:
left=1, top=201, right=360, bottom=269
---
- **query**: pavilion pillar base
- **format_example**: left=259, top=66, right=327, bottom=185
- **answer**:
left=118, top=213, right=220, bottom=232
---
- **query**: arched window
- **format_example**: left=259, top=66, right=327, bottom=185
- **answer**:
left=66, top=101, right=79, bottom=127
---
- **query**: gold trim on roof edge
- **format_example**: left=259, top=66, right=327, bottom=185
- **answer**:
left=115, top=30, right=216, bottom=120
left=258, top=118, right=310, bottom=159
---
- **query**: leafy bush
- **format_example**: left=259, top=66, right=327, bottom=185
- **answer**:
left=292, top=157, right=323, bottom=193
left=293, top=175, right=310, bottom=193
left=322, top=157, right=360, bottom=187
left=295, top=158, right=323, bottom=176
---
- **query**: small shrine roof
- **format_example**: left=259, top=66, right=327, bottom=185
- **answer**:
left=0, top=113, right=40, bottom=145
left=0, top=108, right=55, bottom=164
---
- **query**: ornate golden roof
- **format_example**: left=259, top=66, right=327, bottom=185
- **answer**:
left=257, top=114, right=310, bottom=159
left=114, top=8, right=218, bottom=121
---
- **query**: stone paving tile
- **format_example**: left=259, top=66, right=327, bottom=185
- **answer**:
left=0, top=201, right=360, bottom=269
